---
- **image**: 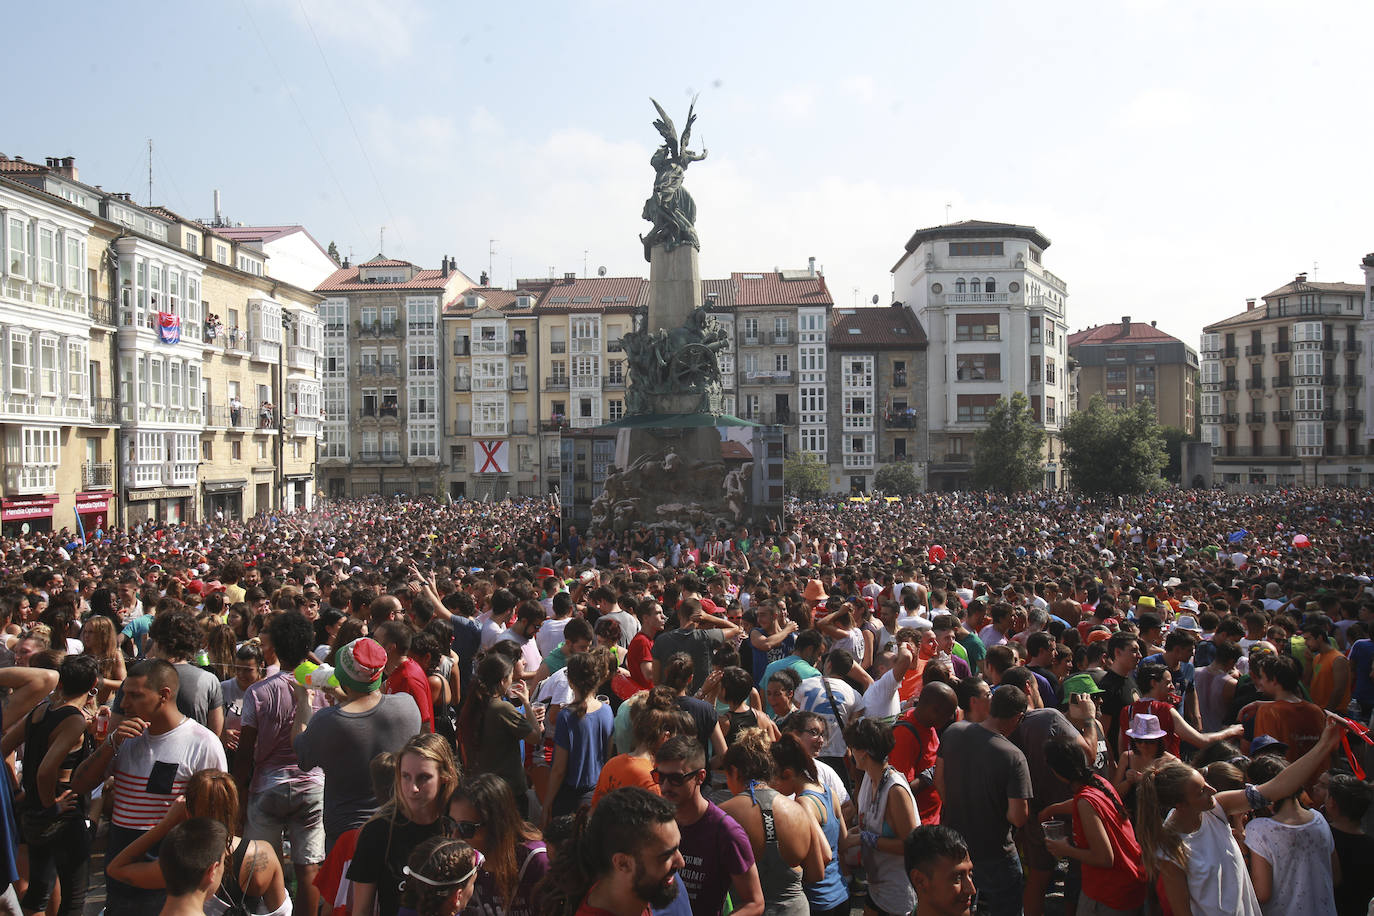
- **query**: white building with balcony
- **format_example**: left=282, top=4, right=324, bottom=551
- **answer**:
left=1200, top=269, right=1371, bottom=488
left=114, top=226, right=206, bottom=523
left=891, top=220, right=1069, bottom=490
left=0, top=177, right=103, bottom=534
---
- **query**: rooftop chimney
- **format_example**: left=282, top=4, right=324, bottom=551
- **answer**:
left=1151, top=320, right=1157, bottom=327
left=564, top=272, right=576, bottom=282
left=1296, top=272, right=1307, bottom=284
left=1122, top=316, right=1131, bottom=333
left=808, top=256, right=816, bottom=276
left=58, top=156, right=77, bottom=182
left=441, top=256, right=450, bottom=278
left=1246, top=298, right=1256, bottom=311
left=213, top=190, right=221, bottom=223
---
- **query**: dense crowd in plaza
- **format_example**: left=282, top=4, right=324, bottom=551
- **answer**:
left=0, top=488, right=1373, bottom=916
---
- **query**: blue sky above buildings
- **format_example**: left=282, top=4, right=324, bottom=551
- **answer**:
left=7, top=0, right=1373, bottom=344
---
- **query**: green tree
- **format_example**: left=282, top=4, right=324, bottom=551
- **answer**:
left=971, top=392, right=1046, bottom=492
left=326, top=240, right=341, bottom=265
left=874, top=461, right=922, bottom=496
left=783, top=450, right=829, bottom=498
left=1159, top=425, right=1196, bottom=484
left=1062, top=395, right=1167, bottom=495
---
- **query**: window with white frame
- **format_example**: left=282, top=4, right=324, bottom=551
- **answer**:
left=775, top=353, right=790, bottom=372
left=19, top=427, right=59, bottom=489
left=38, top=336, right=58, bottom=396
left=65, top=236, right=82, bottom=291
left=187, top=364, right=200, bottom=415
left=7, top=216, right=28, bottom=277
left=1294, top=322, right=1323, bottom=343
left=175, top=433, right=198, bottom=464
left=408, top=427, right=438, bottom=458
left=1296, top=423, right=1323, bottom=447
left=800, top=346, right=825, bottom=372
left=149, top=357, right=164, bottom=405
left=409, top=381, right=437, bottom=418
left=66, top=340, right=85, bottom=398
left=1294, top=352, right=1323, bottom=377
left=380, top=306, right=398, bottom=330
left=168, top=361, right=183, bottom=408
left=362, top=432, right=379, bottom=456
left=406, top=298, right=437, bottom=335
left=1201, top=362, right=1220, bottom=383
left=573, top=355, right=599, bottom=385
left=1295, top=387, right=1323, bottom=411
left=7, top=330, right=30, bottom=393
left=408, top=338, right=437, bottom=375
left=773, top=317, right=790, bottom=339
left=38, top=227, right=56, bottom=285
left=382, top=430, right=401, bottom=457
left=801, top=428, right=826, bottom=453
left=608, top=399, right=624, bottom=421
left=743, top=318, right=759, bottom=341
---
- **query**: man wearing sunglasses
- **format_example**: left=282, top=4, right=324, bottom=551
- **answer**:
left=651, top=737, right=764, bottom=916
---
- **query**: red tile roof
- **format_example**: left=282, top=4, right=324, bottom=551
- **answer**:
left=443, top=287, right=522, bottom=314
left=721, top=440, right=753, bottom=461
left=830, top=305, right=928, bottom=349
left=535, top=277, right=647, bottom=311
left=732, top=271, right=832, bottom=307
left=0, top=157, right=45, bottom=174
left=1068, top=320, right=1182, bottom=347
left=702, top=278, right=735, bottom=309
left=314, top=265, right=459, bottom=292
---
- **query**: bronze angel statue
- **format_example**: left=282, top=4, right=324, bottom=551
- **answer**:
left=640, top=97, right=707, bottom=262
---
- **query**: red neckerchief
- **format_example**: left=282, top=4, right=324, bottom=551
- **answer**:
left=1339, top=716, right=1373, bottom=779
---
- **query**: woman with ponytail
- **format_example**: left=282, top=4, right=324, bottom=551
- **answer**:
left=459, top=651, right=542, bottom=817
left=1134, top=713, right=1346, bottom=916
left=771, top=732, right=848, bottom=916
left=541, top=647, right=614, bottom=825
left=1039, top=736, right=1147, bottom=915
left=398, top=837, right=478, bottom=916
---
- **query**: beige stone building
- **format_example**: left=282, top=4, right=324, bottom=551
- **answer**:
left=443, top=285, right=542, bottom=499
left=1068, top=317, right=1198, bottom=432
left=316, top=255, right=472, bottom=499
left=0, top=162, right=118, bottom=535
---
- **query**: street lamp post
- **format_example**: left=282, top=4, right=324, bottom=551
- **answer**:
left=277, top=312, right=292, bottom=514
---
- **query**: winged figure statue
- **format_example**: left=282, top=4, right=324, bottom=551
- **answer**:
left=640, top=97, right=708, bottom=261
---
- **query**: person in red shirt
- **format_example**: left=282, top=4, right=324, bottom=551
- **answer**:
left=543, top=787, right=685, bottom=916
left=628, top=599, right=668, bottom=691
left=889, top=681, right=958, bottom=824
left=375, top=620, right=434, bottom=733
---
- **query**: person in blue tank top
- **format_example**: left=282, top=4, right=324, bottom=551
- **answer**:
left=770, top=732, right=850, bottom=916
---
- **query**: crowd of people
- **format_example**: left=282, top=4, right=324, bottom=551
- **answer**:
left=0, top=488, right=1373, bottom=916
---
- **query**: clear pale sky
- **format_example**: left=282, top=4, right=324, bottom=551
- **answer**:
left=7, top=0, right=1372, bottom=346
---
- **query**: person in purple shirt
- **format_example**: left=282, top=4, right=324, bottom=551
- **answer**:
left=652, top=736, right=764, bottom=916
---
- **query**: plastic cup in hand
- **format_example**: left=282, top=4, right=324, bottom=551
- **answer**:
left=1041, top=820, right=1069, bottom=844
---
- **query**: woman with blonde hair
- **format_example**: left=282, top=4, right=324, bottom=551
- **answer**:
left=348, top=733, right=460, bottom=916
left=79, top=614, right=125, bottom=703
left=105, top=768, right=290, bottom=915
left=399, top=836, right=480, bottom=916
left=1135, top=713, right=1344, bottom=916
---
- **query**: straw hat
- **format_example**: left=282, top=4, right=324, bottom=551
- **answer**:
left=803, top=579, right=829, bottom=603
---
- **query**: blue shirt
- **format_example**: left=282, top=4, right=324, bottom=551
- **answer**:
left=554, top=702, right=614, bottom=790
left=1349, top=639, right=1374, bottom=706
left=758, top=655, right=821, bottom=689
left=749, top=629, right=796, bottom=683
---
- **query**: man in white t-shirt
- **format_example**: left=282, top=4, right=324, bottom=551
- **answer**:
left=796, top=648, right=871, bottom=777
left=536, top=591, right=574, bottom=659
left=856, top=640, right=914, bottom=725
left=480, top=588, right=519, bottom=649
left=71, top=659, right=227, bottom=916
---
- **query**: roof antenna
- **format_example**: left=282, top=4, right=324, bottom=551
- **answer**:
left=489, top=239, right=498, bottom=283
left=147, top=138, right=154, bottom=206
left=945, top=202, right=952, bottom=223
left=379, top=226, right=385, bottom=256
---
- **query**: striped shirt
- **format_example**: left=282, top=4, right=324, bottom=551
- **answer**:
left=110, top=717, right=227, bottom=830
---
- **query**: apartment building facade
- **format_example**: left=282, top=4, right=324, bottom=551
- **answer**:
left=316, top=255, right=471, bottom=499
left=1200, top=272, right=1371, bottom=488
left=1068, top=317, right=1199, bottom=433
left=0, top=166, right=117, bottom=536
left=443, top=285, right=541, bottom=500
left=827, top=304, right=929, bottom=493
left=892, top=220, right=1070, bottom=491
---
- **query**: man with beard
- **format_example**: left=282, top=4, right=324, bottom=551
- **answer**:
left=546, top=787, right=685, bottom=916
left=651, top=737, right=764, bottom=916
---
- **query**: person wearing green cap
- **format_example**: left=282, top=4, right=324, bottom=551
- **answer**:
left=1061, top=673, right=1111, bottom=775
left=293, top=637, right=422, bottom=852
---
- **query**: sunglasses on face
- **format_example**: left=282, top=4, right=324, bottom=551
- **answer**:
left=452, top=819, right=483, bottom=839
left=650, top=768, right=704, bottom=788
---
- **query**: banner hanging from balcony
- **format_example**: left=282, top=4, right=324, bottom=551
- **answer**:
left=157, top=312, right=182, bottom=344
left=474, top=440, right=509, bottom=474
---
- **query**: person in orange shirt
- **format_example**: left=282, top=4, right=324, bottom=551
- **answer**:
left=1251, top=654, right=1329, bottom=771
left=590, top=687, right=690, bottom=807
left=1302, top=620, right=1351, bottom=713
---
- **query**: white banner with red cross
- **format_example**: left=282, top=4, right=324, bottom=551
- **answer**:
left=474, top=440, right=509, bottom=474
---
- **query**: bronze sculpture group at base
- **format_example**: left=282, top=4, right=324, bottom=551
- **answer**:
left=590, top=99, right=755, bottom=534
